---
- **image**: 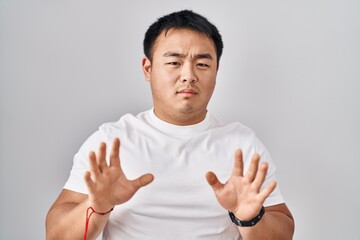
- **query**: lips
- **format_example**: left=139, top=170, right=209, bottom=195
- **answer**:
left=176, top=88, right=198, bottom=94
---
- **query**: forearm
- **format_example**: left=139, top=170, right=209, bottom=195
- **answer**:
left=238, top=211, right=294, bottom=240
left=46, top=199, right=110, bottom=240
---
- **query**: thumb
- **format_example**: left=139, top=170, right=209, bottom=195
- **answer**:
left=206, top=171, right=223, bottom=192
left=131, top=173, right=154, bottom=190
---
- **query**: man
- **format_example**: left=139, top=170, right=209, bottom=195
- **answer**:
left=46, top=10, right=294, bottom=240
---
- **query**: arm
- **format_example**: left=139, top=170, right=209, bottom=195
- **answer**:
left=46, top=190, right=109, bottom=240
left=46, top=138, right=154, bottom=240
left=238, top=203, right=294, bottom=240
left=206, top=149, right=295, bottom=240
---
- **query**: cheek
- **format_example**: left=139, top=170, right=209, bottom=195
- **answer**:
left=200, top=69, right=216, bottom=80
left=150, top=78, right=175, bottom=99
left=202, top=73, right=216, bottom=88
left=207, top=84, right=216, bottom=97
left=202, top=80, right=216, bottom=98
left=152, top=67, right=179, bottom=83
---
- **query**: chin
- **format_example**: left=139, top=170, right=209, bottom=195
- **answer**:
left=179, top=105, right=194, bottom=114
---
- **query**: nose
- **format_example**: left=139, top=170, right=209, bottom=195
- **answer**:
left=180, top=63, right=198, bottom=83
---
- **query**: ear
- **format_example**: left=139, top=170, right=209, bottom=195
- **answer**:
left=142, top=57, right=152, bottom=82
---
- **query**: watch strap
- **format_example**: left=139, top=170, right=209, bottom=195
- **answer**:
left=228, top=206, right=265, bottom=227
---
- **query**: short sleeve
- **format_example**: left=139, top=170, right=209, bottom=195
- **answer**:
left=63, top=130, right=106, bottom=194
left=253, top=136, right=285, bottom=207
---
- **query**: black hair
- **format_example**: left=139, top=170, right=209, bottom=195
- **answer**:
left=143, top=10, right=223, bottom=64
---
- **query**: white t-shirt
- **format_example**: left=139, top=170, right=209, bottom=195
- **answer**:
left=64, top=109, right=284, bottom=240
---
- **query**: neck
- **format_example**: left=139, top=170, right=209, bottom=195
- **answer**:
left=153, top=108, right=207, bottom=126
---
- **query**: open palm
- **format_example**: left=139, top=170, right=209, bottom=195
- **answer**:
left=206, top=149, right=277, bottom=221
left=84, top=138, right=154, bottom=212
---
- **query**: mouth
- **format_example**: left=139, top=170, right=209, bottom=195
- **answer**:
left=176, top=88, right=198, bottom=96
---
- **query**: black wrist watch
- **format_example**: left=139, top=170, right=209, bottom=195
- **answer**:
left=228, top=206, right=265, bottom=227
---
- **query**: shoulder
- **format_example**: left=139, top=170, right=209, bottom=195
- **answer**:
left=75, top=110, right=149, bottom=151
left=98, top=109, right=150, bottom=134
left=208, top=113, right=256, bottom=139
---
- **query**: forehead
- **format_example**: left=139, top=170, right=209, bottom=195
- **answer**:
left=152, top=28, right=216, bottom=57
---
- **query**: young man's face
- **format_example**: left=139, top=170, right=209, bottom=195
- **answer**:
left=142, top=28, right=218, bottom=125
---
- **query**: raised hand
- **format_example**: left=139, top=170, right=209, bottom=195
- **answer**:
left=84, top=138, right=154, bottom=212
left=206, top=149, right=277, bottom=221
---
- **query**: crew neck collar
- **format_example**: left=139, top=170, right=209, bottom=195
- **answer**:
left=147, top=108, right=212, bottom=137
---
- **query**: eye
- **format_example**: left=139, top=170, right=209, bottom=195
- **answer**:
left=167, top=62, right=181, bottom=66
left=197, top=63, right=210, bottom=68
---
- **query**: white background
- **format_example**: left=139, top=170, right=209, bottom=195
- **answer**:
left=1, top=0, right=359, bottom=239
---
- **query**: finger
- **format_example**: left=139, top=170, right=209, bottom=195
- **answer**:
left=97, top=142, right=108, bottom=172
left=258, top=180, right=277, bottom=203
left=246, top=153, right=260, bottom=182
left=89, top=151, right=101, bottom=178
left=253, top=162, right=269, bottom=192
left=232, top=149, right=243, bottom=176
left=84, top=171, right=95, bottom=193
left=205, top=171, right=224, bottom=192
left=110, top=138, right=121, bottom=168
left=130, top=173, right=154, bottom=190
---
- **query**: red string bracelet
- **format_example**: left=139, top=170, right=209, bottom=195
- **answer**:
left=84, top=206, right=114, bottom=240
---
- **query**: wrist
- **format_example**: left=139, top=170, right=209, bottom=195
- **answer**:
left=84, top=205, right=114, bottom=240
left=87, top=199, right=114, bottom=213
left=229, top=206, right=265, bottom=227
left=87, top=206, right=114, bottom=215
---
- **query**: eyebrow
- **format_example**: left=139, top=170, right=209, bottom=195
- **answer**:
left=163, top=51, right=213, bottom=60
